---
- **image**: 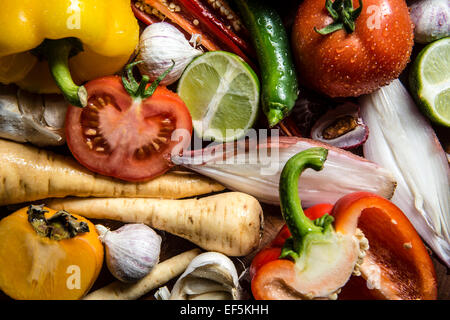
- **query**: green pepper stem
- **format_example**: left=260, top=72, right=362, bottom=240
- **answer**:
left=266, top=103, right=286, bottom=127
left=279, top=147, right=328, bottom=253
left=44, top=38, right=87, bottom=108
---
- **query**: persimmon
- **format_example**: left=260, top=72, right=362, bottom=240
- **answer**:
left=0, top=205, right=103, bottom=300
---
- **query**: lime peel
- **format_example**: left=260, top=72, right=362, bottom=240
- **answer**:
left=409, top=37, right=450, bottom=127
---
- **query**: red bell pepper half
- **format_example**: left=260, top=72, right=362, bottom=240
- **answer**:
left=249, top=150, right=437, bottom=300
left=333, top=192, right=437, bottom=300
left=251, top=148, right=364, bottom=300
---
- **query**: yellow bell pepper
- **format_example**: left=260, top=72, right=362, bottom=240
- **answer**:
left=0, top=0, right=139, bottom=107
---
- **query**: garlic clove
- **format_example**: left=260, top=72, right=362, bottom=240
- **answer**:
left=181, top=278, right=231, bottom=296
left=137, top=22, right=203, bottom=86
left=169, top=252, right=240, bottom=300
left=96, top=224, right=162, bottom=283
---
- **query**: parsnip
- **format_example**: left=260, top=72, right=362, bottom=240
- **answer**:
left=0, top=139, right=224, bottom=206
left=48, top=192, right=264, bottom=256
left=83, top=249, right=201, bottom=300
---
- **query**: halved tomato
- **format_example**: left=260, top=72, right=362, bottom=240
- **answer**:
left=65, top=75, right=192, bottom=182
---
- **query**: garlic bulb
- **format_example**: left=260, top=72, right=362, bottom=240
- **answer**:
left=96, top=224, right=162, bottom=283
left=170, top=252, right=240, bottom=300
left=410, top=0, right=450, bottom=44
left=137, top=22, right=203, bottom=85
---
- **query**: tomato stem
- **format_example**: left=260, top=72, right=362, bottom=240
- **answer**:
left=122, top=60, right=175, bottom=99
left=314, top=0, right=363, bottom=35
left=279, top=147, right=333, bottom=260
left=135, top=75, right=150, bottom=98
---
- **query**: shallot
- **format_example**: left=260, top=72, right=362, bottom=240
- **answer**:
left=172, top=137, right=397, bottom=208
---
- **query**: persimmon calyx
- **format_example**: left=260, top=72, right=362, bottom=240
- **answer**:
left=314, top=0, right=363, bottom=35
left=27, top=204, right=89, bottom=240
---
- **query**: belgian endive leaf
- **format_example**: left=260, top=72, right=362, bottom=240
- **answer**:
left=360, top=79, right=450, bottom=267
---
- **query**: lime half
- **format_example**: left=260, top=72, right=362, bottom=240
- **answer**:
left=177, top=51, right=260, bottom=142
left=410, top=37, right=450, bottom=127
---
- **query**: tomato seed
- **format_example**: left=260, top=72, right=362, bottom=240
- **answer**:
left=136, top=148, right=145, bottom=159
left=156, top=137, right=167, bottom=143
left=87, top=112, right=99, bottom=120
left=97, top=97, right=106, bottom=107
left=104, top=96, right=112, bottom=105
left=85, top=129, right=97, bottom=136
left=93, top=137, right=104, bottom=144
left=151, top=141, right=160, bottom=151
left=88, top=103, right=99, bottom=111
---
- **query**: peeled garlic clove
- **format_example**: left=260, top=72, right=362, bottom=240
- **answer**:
left=96, top=224, right=162, bottom=283
left=137, top=22, right=203, bottom=86
left=170, top=252, right=240, bottom=300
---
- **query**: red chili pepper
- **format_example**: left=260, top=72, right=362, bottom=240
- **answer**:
left=131, top=1, right=160, bottom=25
left=179, top=0, right=254, bottom=57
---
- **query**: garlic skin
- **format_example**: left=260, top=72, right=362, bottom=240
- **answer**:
left=96, top=224, right=162, bottom=283
left=410, top=0, right=450, bottom=44
left=169, top=252, right=240, bottom=300
left=137, top=22, right=203, bottom=86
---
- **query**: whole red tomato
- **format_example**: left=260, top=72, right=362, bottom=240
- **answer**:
left=291, top=0, right=413, bottom=97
